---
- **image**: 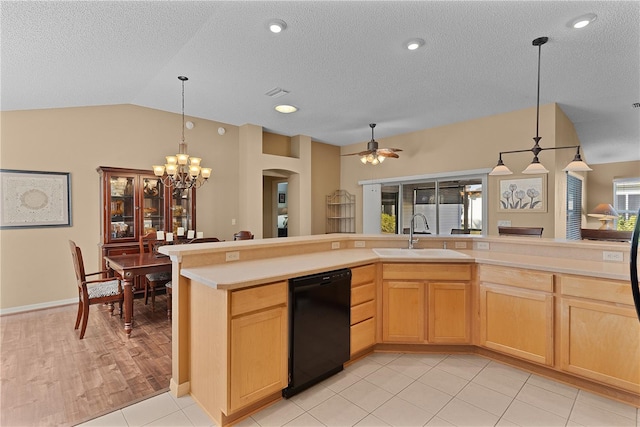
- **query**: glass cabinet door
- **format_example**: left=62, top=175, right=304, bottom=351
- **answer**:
left=108, top=176, right=135, bottom=240
left=142, top=177, right=165, bottom=236
left=171, top=188, right=194, bottom=234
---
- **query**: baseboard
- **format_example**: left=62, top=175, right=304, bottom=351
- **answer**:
left=0, top=298, right=76, bottom=316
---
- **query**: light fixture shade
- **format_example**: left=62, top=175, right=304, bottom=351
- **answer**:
left=201, top=168, right=212, bottom=179
left=589, top=203, right=618, bottom=218
left=166, top=156, right=178, bottom=165
left=189, top=157, right=201, bottom=166
left=522, top=162, right=549, bottom=174
left=165, top=164, right=178, bottom=176
left=176, top=153, right=189, bottom=165
left=563, top=159, right=592, bottom=172
left=152, top=165, right=165, bottom=176
left=562, top=149, right=592, bottom=172
left=360, top=156, right=368, bottom=164
left=588, top=203, right=618, bottom=229
left=489, top=164, right=513, bottom=176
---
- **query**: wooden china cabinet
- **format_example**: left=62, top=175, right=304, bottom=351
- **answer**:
left=97, top=166, right=196, bottom=268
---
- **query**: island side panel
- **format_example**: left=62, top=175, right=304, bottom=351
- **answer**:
left=189, top=279, right=229, bottom=425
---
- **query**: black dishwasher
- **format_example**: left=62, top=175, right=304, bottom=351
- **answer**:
left=283, top=268, right=351, bottom=398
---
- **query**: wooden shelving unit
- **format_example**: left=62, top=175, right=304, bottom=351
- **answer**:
left=326, top=190, right=355, bottom=233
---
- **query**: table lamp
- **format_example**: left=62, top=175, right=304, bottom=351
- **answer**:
left=588, top=203, right=618, bottom=230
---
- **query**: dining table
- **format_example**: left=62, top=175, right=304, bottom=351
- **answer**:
left=104, top=252, right=172, bottom=337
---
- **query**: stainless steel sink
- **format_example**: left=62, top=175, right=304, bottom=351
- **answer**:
left=373, top=248, right=471, bottom=259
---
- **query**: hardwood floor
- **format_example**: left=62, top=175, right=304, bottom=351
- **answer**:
left=0, top=295, right=172, bottom=426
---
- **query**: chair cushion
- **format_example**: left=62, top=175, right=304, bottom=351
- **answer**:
left=165, top=281, right=172, bottom=289
left=146, top=272, right=171, bottom=282
left=87, top=280, right=121, bottom=299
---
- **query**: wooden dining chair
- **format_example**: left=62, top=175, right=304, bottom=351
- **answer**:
left=69, top=240, right=124, bottom=339
left=498, top=226, right=544, bottom=237
left=233, top=230, right=254, bottom=240
left=165, top=281, right=172, bottom=321
left=581, top=228, right=632, bottom=242
left=187, top=237, right=221, bottom=243
left=139, top=232, right=171, bottom=311
left=451, top=228, right=470, bottom=234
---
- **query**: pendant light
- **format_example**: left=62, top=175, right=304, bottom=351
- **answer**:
left=490, top=37, right=592, bottom=176
left=153, top=76, right=212, bottom=190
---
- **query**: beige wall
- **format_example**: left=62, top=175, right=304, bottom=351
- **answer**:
left=0, top=105, right=240, bottom=309
left=311, top=142, right=341, bottom=235
left=340, top=104, right=586, bottom=237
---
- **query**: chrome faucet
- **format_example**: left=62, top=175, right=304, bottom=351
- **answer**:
left=409, top=213, right=429, bottom=249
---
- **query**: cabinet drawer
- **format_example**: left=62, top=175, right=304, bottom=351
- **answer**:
left=351, top=300, right=375, bottom=325
left=351, top=317, right=375, bottom=356
left=383, top=263, right=471, bottom=281
left=231, top=281, right=287, bottom=317
left=352, top=264, right=376, bottom=287
left=479, top=265, right=553, bottom=292
left=352, top=282, right=375, bottom=306
left=560, top=275, right=633, bottom=305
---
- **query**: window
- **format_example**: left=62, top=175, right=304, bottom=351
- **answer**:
left=613, top=178, right=640, bottom=231
left=362, top=172, right=486, bottom=235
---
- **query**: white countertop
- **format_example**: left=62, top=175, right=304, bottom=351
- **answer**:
left=180, top=247, right=631, bottom=290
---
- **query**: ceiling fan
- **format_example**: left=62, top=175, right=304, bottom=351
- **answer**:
left=343, top=123, right=402, bottom=165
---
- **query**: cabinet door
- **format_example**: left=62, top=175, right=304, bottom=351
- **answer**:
left=141, top=176, right=166, bottom=236
left=561, top=298, right=640, bottom=393
left=170, top=188, right=195, bottom=234
left=428, top=282, right=470, bottom=343
left=106, top=173, right=137, bottom=241
left=480, top=284, right=553, bottom=365
left=229, top=306, right=288, bottom=412
left=382, top=281, right=424, bottom=342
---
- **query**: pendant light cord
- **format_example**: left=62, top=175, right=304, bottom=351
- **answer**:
left=535, top=40, right=542, bottom=140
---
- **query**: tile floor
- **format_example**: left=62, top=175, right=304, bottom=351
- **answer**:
left=79, top=352, right=639, bottom=427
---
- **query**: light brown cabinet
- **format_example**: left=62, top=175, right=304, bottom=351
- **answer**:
left=381, top=263, right=471, bottom=344
left=350, top=264, right=377, bottom=356
left=427, top=282, right=471, bottom=343
left=559, top=275, right=640, bottom=393
left=479, top=265, right=554, bottom=366
left=189, top=280, right=288, bottom=423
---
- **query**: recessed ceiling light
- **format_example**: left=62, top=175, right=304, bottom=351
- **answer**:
left=568, top=13, right=597, bottom=29
left=406, top=38, right=425, bottom=50
left=275, top=104, right=298, bottom=114
left=268, top=19, right=287, bottom=33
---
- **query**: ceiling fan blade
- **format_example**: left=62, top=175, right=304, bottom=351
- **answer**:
left=377, top=148, right=403, bottom=154
left=377, top=151, right=400, bottom=158
left=341, top=149, right=375, bottom=157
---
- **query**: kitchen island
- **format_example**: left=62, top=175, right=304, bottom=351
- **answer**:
left=160, top=234, right=638, bottom=425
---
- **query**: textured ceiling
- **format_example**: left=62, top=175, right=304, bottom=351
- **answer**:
left=2, top=1, right=639, bottom=165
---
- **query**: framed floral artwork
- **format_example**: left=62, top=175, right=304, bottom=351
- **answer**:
left=498, top=176, right=546, bottom=212
left=0, top=169, right=72, bottom=228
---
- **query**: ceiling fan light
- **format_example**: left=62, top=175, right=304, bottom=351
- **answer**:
left=360, top=156, right=368, bottom=164
left=377, top=155, right=385, bottom=163
left=371, top=157, right=380, bottom=165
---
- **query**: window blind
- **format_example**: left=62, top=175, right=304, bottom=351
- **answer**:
left=566, top=174, right=582, bottom=240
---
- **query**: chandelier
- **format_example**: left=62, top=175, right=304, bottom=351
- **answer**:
left=489, top=37, right=592, bottom=176
left=153, top=76, right=211, bottom=190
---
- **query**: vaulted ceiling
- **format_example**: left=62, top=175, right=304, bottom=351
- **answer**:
left=2, top=1, right=638, bottom=164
